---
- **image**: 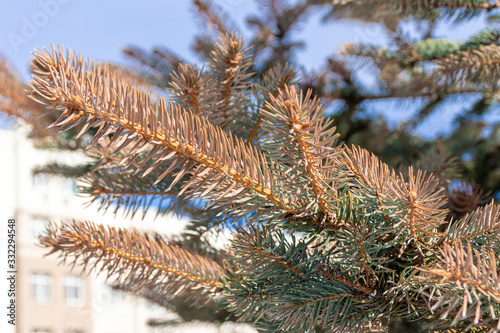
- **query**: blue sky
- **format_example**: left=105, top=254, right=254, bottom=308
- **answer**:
left=0, top=0, right=374, bottom=77
left=0, top=0, right=494, bottom=137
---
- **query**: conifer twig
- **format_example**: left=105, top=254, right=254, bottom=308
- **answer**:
left=39, top=220, right=225, bottom=302
left=29, top=45, right=294, bottom=216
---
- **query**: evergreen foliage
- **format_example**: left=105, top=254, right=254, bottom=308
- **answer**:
left=0, top=0, right=499, bottom=331
left=21, top=36, right=500, bottom=331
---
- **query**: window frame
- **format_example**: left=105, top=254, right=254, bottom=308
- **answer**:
left=64, top=275, right=86, bottom=307
left=31, top=273, right=53, bottom=305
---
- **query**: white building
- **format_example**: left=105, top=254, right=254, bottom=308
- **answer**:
left=0, top=127, right=186, bottom=333
left=0, top=126, right=256, bottom=333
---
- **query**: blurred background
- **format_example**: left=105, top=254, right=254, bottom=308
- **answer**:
left=1, top=0, right=499, bottom=332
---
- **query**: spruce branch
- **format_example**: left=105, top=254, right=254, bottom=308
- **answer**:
left=317, top=263, right=374, bottom=296
left=168, top=63, right=212, bottom=117
left=32, top=162, right=92, bottom=179
left=228, top=225, right=390, bottom=332
left=414, top=150, right=460, bottom=187
left=322, top=212, right=396, bottom=290
left=341, top=145, right=394, bottom=203
left=193, top=0, right=236, bottom=36
left=151, top=46, right=184, bottom=70
left=416, top=240, right=500, bottom=330
left=316, top=0, right=499, bottom=23
left=0, top=56, right=101, bottom=152
left=445, top=201, right=500, bottom=247
left=207, top=33, right=254, bottom=133
left=447, top=181, right=490, bottom=218
left=246, top=63, right=299, bottom=144
left=340, top=145, right=397, bottom=223
left=433, top=44, right=500, bottom=88
left=261, top=85, right=340, bottom=215
left=460, top=28, right=500, bottom=51
left=341, top=146, right=447, bottom=254
left=259, top=63, right=300, bottom=98
left=96, top=62, right=152, bottom=90
left=191, top=0, right=315, bottom=65
left=39, top=220, right=225, bottom=303
left=246, top=0, right=309, bottom=72
left=343, top=28, right=500, bottom=69
left=18, top=6, right=500, bottom=327
left=122, top=45, right=183, bottom=87
left=231, top=227, right=309, bottom=281
left=79, top=167, right=181, bottom=219
left=389, top=167, right=448, bottom=251
left=0, top=57, right=54, bottom=138
left=82, top=144, right=239, bottom=241
left=29, top=44, right=295, bottom=217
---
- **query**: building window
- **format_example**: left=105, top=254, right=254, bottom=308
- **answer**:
left=32, top=218, right=49, bottom=245
left=31, top=273, right=52, bottom=304
left=64, top=275, right=85, bottom=306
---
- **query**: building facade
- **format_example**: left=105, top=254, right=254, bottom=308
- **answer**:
left=0, top=128, right=182, bottom=333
